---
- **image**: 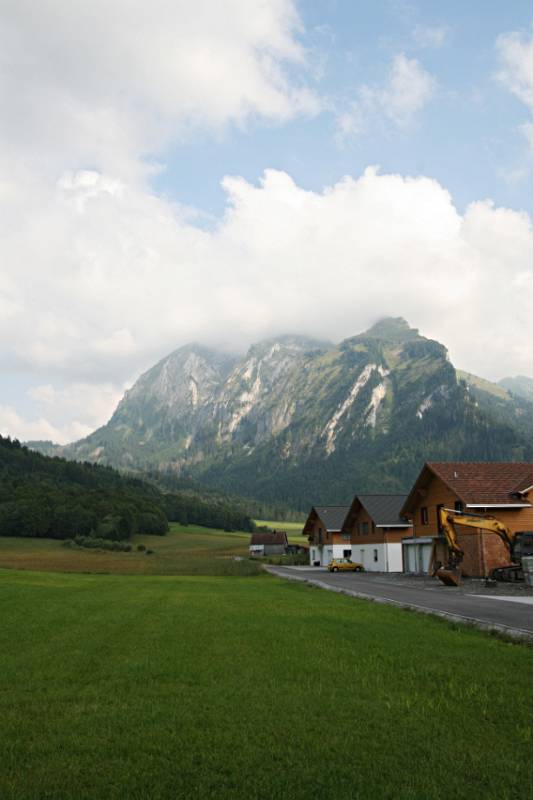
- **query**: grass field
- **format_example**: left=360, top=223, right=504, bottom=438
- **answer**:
left=0, top=523, right=261, bottom=576
left=254, top=519, right=305, bottom=544
left=0, top=520, right=306, bottom=575
left=1, top=569, right=533, bottom=799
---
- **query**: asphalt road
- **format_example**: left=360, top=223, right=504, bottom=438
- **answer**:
left=267, top=566, right=533, bottom=638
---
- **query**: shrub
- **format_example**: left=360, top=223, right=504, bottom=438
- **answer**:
left=137, top=544, right=146, bottom=552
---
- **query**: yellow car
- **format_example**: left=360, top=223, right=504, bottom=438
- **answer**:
left=328, top=558, right=364, bottom=573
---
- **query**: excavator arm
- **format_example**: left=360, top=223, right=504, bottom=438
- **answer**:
left=435, top=508, right=516, bottom=586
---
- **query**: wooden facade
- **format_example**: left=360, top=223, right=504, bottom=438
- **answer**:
left=303, top=506, right=351, bottom=566
left=303, top=462, right=533, bottom=578
left=402, top=463, right=533, bottom=577
left=342, top=495, right=411, bottom=572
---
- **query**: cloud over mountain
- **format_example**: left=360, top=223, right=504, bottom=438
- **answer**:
left=2, top=3, right=533, bottom=443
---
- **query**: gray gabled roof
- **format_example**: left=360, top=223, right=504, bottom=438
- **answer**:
left=313, top=506, right=351, bottom=532
left=356, top=495, right=411, bottom=527
left=250, top=531, right=288, bottom=546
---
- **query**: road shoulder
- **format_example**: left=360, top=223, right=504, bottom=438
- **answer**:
left=264, top=565, right=533, bottom=642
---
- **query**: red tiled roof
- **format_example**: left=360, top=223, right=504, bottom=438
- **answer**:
left=250, top=531, right=288, bottom=546
left=427, top=462, right=533, bottom=505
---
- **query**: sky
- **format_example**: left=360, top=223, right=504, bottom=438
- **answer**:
left=2, top=0, right=533, bottom=443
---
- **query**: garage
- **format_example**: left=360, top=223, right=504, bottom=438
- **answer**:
left=402, top=537, right=434, bottom=574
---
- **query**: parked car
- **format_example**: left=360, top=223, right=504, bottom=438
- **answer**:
left=328, top=558, right=364, bottom=573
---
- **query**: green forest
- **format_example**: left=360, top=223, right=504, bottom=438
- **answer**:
left=0, top=437, right=254, bottom=540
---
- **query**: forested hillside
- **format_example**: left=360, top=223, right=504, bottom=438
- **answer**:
left=0, top=437, right=253, bottom=539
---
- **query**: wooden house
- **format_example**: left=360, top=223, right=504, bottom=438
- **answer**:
left=249, top=531, right=288, bottom=557
left=342, top=495, right=412, bottom=572
left=303, top=506, right=351, bottom=566
left=401, top=462, right=533, bottom=577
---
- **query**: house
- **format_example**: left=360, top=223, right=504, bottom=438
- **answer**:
left=341, top=495, right=412, bottom=572
left=249, top=531, right=288, bottom=557
left=401, top=462, right=533, bottom=577
left=303, top=506, right=351, bottom=566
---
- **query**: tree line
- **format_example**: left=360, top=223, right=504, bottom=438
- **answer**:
left=0, top=436, right=254, bottom=540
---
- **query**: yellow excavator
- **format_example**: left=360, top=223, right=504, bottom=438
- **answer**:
left=434, top=507, right=533, bottom=586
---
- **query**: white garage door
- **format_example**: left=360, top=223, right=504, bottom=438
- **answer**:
left=403, top=539, right=434, bottom=574
left=420, top=543, right=432, bottom=574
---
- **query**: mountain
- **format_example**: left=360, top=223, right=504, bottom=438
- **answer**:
left=499, top=375, right=533, bottom=403
left=29, top=318, right=533, bottom=510
left=457, top=371, right=533, bottom=443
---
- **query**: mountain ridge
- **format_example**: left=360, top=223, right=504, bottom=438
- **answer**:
left=27, top=318, right=533, bottom=509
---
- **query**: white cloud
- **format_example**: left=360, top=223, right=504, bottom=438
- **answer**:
left=336, top=53, right=435, bottom=142
left=1, top=381, right=127, bottom=445
left=3, top=165, right=533, bottom=444
left=19, top=382, right=127, bottom=443
left=0, top=405, right=90, bottom=445
left=2, top=5, right=533, bottom=446
left=378, top=53, right=436, bottom=125
left=335, top=103, right=364, bottom=142
left=497, top=31, right=533, bottom=110
left=412, top=25, right=449, bottom=49
left=0, top=0, right=320, bottom=181
left=496, top=32, right=533, bottom=179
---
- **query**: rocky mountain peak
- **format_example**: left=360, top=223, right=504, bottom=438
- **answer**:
left=246, top=334, right=330, bottom=360
left=361, top=316, right=420, bottom=342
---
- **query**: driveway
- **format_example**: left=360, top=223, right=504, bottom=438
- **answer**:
left=266, top=566, right=533, bottom=639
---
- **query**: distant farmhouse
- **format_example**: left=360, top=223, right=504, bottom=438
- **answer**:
left=303, top=461, right=533, bottom=578
left=249, top=531, right=288, bottom=557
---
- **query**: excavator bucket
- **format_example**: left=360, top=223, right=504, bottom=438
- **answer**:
left=436, top=567, right=462, bottom=587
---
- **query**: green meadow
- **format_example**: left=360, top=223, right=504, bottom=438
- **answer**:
left=0, top=523, right=260, bottom=576
left=1, top=525, right=533, bottom=799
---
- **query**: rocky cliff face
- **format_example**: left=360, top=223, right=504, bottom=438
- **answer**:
left=35, top=318, right=533, bottom=509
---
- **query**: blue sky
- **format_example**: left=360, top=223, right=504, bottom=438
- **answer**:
left=2, top=0, right=533, bottom=443
left=155, top=0, right=533, bottom=219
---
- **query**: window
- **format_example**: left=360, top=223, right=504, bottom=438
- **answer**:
left=454, top=501, right=464, bottom=512
left=361, top=521, right=369, bottom=535
left=420, top=507, right=429, bottom=525
left=342, top=532, right=350, bottom=540
left=343, top=549, right=351, bottom=559
left=371, top=521, right=375, bottom=533
left=373, top=549, right=378, bottom=562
